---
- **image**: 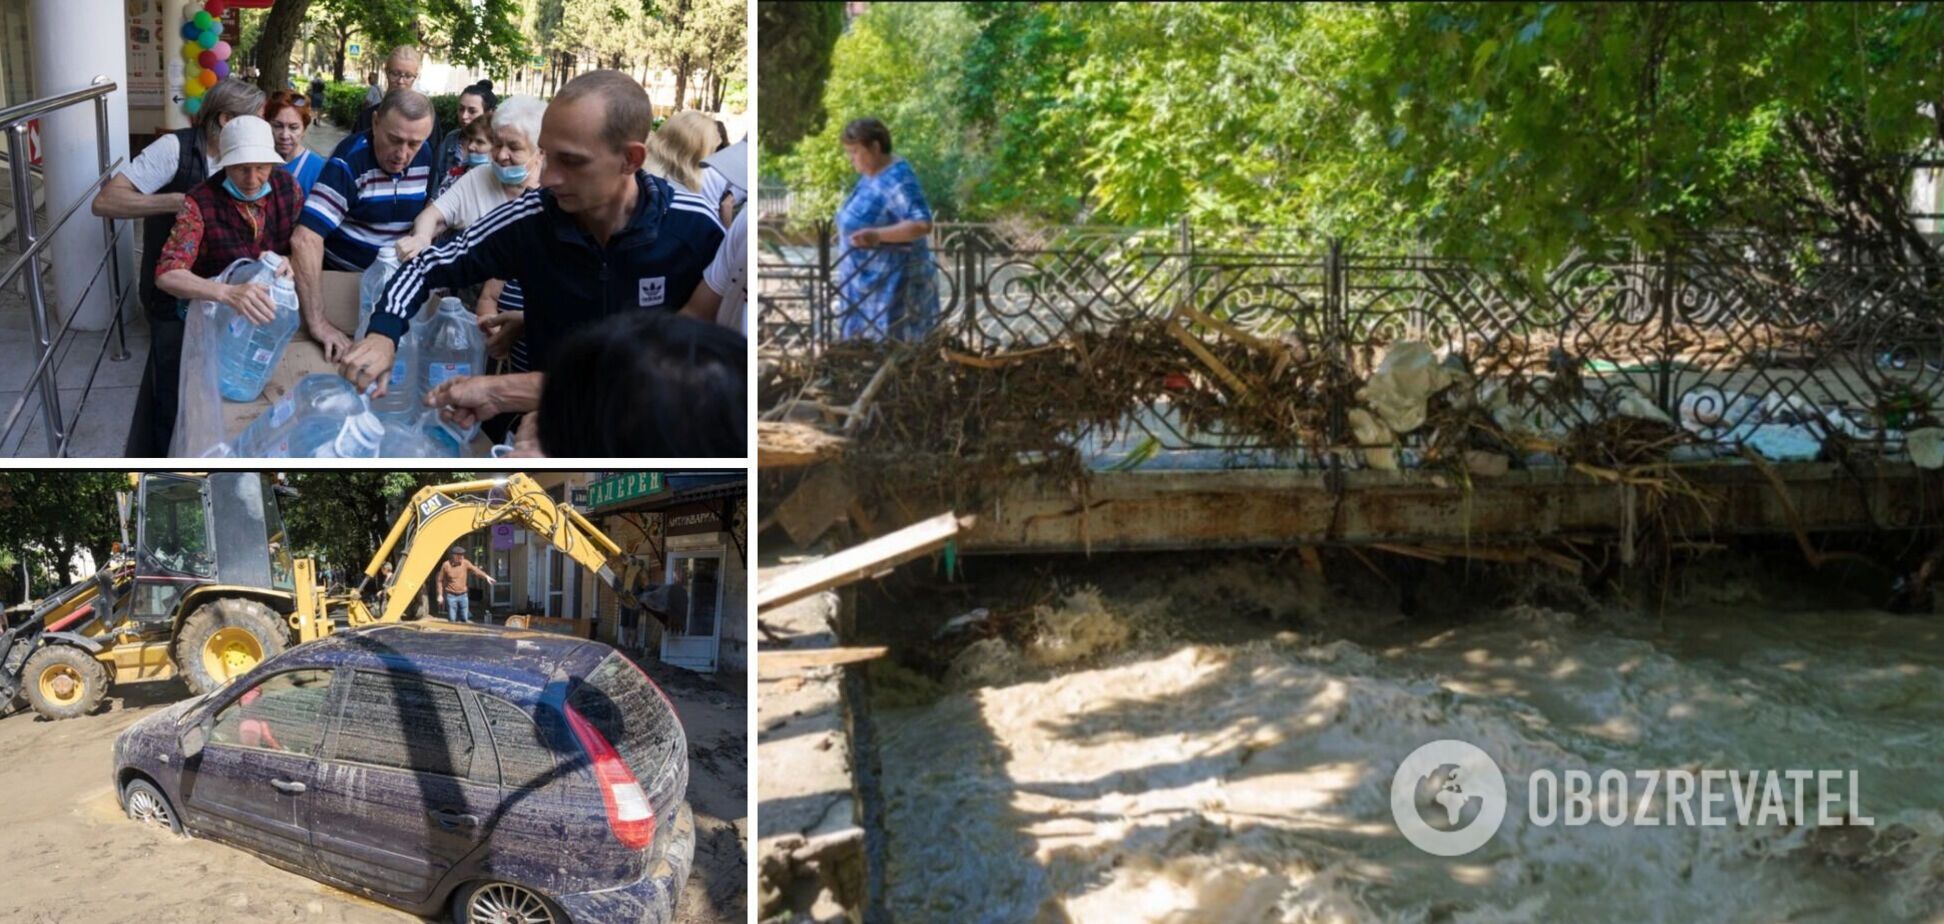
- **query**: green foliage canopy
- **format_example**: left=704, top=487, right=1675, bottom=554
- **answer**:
left=757, top=1, right=847, bottom=156
left=281, top=472, right=473, bottom=579
left=777, top=2, right=1944, bottom=266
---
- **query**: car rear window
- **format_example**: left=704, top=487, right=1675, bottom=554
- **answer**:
left=565, top=652, right=680, bottom=788
left=480, top=695, right=559, bottom=790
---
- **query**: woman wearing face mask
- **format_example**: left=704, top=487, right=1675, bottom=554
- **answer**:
left=435, top=113, right=496, bottom=198
left=431, top=81, right=496, bottom=196
left=394, top=95, right=546, bottom=382
left=153, top=115, right=303, bottom=326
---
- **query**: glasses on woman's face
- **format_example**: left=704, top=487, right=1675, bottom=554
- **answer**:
left=386, top=69, right=417, bottom=83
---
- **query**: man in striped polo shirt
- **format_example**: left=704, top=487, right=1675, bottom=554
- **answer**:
left=291, top=90, right=437, bottom=360
left=337, top=71, right=727, bottom=433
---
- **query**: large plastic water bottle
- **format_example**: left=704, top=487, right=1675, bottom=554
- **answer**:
left=230, top=374, right=385, bottom=458
left=418, top=296, right=488, bottom=438
left=356, top=244, right=402, bottom=338
left=214, top=252, right=301, bottom=402
left=376, top=408, right=465, bottom=458
left=367, top=323, right=423, bottom=415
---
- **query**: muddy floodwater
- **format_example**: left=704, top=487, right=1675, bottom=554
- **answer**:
left=862, top=553, right=1944, bottom=923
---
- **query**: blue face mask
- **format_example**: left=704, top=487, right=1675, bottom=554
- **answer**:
left=493, top=162, right=529, bottom=185
left=223, top=177, right=270, bottom=202
left=465, top=151, right=491, bottom=167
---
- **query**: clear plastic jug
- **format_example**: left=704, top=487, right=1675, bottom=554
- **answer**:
left=367, top=323, right=423, bottom=415
left=230, top=374, right=385, bottom=458
left=213, top=252, right=302, bottom=402
left=356, top=244, right=402, bottom=338
left=418, top=297, right=488, bottom=438
left=376, top=408, right=465, bottom=458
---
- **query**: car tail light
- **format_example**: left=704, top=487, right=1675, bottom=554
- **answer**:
left=565, top=704, right=656, bottom=850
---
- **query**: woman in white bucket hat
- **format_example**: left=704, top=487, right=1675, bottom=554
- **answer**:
left=155, top=114, right=305, bottom=327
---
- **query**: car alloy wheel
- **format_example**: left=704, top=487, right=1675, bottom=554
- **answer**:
left=126, top=786, right=173, bottom=828
left=466, top=883, right=558, bottom=924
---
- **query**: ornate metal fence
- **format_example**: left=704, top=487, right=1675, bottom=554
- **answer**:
left=759, top=219, right=1944, bottom=466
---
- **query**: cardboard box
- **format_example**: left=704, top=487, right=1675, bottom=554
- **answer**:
left=173, top=270, right=492, bottom=456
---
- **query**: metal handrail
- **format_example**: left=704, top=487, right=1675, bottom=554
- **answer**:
left=0, top=79, right=118, bottom=131
left=0, top=75, right=132, bottom=456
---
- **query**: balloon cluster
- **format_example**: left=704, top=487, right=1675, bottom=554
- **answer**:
left=178, top=0, right=232, bottom=117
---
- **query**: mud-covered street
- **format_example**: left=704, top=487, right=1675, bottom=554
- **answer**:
left=853, top=550, right=1944, bottom=923
left=0, top=658, right=747, bottom=924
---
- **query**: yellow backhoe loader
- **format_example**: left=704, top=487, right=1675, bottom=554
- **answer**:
left=0, top=473, right=652, bottom=721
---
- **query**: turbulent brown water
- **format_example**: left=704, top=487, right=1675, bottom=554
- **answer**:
left=866, top=555, right=1944, bottom=923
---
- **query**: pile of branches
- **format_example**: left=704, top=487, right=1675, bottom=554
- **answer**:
left=763, top=317, right=1351, bottom=503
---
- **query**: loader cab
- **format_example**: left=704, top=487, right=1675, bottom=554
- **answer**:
left=131, top=473, right=295, bottom=625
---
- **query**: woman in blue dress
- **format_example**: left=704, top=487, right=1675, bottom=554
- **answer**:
left=833, top=118, right=938, bottom=340
left=264, top=90, right=324, bottom=195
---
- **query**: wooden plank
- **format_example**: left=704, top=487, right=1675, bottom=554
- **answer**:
left=757, top=512, right=973, bottom=613
left=758, top=421, right=849, bottom=469
left=757, top=646, right=889, bottom=678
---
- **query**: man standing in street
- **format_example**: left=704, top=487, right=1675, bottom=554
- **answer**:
left=437, top=547, right=494, bottom=624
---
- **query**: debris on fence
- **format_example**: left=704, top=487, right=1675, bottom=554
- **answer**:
left=757, top=421, right=848, bottom=469
left=761, top=317, right=1941, bottom=515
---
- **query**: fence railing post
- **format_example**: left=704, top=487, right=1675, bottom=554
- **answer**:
left=814, top=219, right=832, bottom=352
left=1325, top=236, right=1347, bottom=449
left=1656, top=246, right=1676, bottom=415
left=7, top=122, right=65, bottom=455
left=958, top=234, right=978, bottom=344
left=92, top=82, right=129, bottom=363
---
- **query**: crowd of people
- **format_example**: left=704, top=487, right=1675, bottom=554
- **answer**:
left=96, top=44, right=749, bottom=459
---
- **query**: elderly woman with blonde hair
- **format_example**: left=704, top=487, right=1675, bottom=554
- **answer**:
left=645, top=110, right=719, bottom=194
left=395, top=95, right=549, bottom=376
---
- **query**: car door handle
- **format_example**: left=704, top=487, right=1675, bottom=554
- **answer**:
left=429, top=809, right=479, bottom=829
left=269, top=779, right=307, bottom=794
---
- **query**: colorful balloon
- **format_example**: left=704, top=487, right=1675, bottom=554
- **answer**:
left=180, top=21, right=200, bottom=41
left=193, top=10, right=212, bottom=30
left=204, top=0, right=225, bottom=15
left=181, top=41, right=200, bottom=61
left=212, top=61, right=230, bottom=80
left=214, top=41, right=231, bottom=60
left=199, top=29, right=219, bottom=48
left=198, top=69, right=218, bottom=89
left=184, top=97, right=202, bottom=117
left=183, top=78, right=206, bottom=98
left=199, top=50, right=217, bottom=68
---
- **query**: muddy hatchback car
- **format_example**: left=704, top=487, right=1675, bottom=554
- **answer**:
left=112, top=622, right=693, bottom=924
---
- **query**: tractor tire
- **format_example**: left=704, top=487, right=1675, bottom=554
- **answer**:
left=21, top=645, right=109, bottom=720
left=175, top=598, right=290, bottom=696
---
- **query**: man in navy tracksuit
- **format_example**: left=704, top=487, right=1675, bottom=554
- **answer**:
left=338, top=70, right=725, bottom=428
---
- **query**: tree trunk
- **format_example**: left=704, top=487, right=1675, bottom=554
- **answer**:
left=51, top=540, right=72, bottom=587
left=253, top=0, right=315, bottom=94
left=674, top=53, right=689, bottom=111
left=333, top=29, right=349, bottom=82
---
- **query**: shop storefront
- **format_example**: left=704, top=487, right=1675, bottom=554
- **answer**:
left=586, top=471, right=747, bottom=675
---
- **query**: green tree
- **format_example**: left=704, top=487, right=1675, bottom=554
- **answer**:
left=281, top=472, right=472, bottom=581
left=287, top=0, right=529, bottom=87
left=757, top=1, right=845, bottom=156
left=785, top=2, right=1944, bottom=269
left=0, top=473, right=126, bottom=596
left=778, top=2, right=978, bottom=223
left=254, top=0, right=316, bottom=93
